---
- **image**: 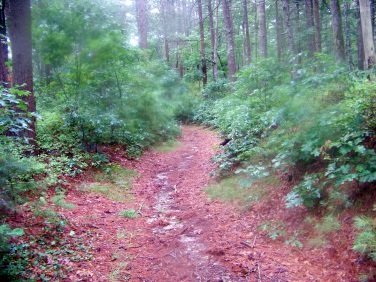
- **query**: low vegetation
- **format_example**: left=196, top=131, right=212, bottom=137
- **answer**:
left=193, top=55, right=376, bottom=267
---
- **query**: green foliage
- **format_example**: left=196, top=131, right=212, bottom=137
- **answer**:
left=34, top=0, right=184, bottom=162
left=119, top=209, right=138, bottom=219
left=194, top=56, right=376, bottom=212
left=0, top=86, right=32, bottom=136
left=259, top=220, right=286, bottom=240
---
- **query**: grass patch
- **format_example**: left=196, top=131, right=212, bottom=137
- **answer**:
left=305, top=215, right=342, bottom=248
left=80, top=164, right=137, bottom=202
left=151, top=139, right=181, bottom=152
left=119, top=209, right=138, bottom=219
left=205, top=174, right=277, bottom=208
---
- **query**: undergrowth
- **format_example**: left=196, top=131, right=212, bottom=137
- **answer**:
left=194, top=54, right=376, bottom=262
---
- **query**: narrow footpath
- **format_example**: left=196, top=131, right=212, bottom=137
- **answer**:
left=62, top=125, right=362, bottom=281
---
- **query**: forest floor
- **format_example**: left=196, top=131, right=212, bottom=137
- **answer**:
left=13, top=125, right=375, bottom=281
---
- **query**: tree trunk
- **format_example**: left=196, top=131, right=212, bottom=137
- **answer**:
left=161, top=0, right=170, bottom=62
left=282, top=0, right=296, bottom=55
left=295, top=1, right=302, bottom=57
left=243, top=0, right=252, bottom=63
left=7, top=0, right=36, bottom=142
left=359, top=0, right=376, bottom=69
left=136, top=0, right=148, bottom=49
left=329, top=0, right=346, bottom=63
left=0, top=0, right=8, bottom=84
left=275, top=0, right=282, bottom=60
left=304, top=0, right=315, bottom=58
left=313, top=0, right=321, bottom=52
left=208, top=0, right=218, bottom=81
left=258, top=0, right=267, bottom=58
left=344, top=0, right=353, bottom=69
left=197, top=0, right=207, bottom=86
left=357, top=0, right=365, bottom=70
left=222, top=0, right=237, bottom=81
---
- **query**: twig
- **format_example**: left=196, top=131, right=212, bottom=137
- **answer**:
left=258, top=262, right=262, bottom=282
left=252, top=235, right=257, bottom=248
left=137, top=203, right=144, bottom=216
left=240, top=241, right=253, bottom=249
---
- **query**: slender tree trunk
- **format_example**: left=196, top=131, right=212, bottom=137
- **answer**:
left=222, top=0, right=237, bottom=81
left=243, top=0, right=252, bottom=63
left=7, top=0, right=36, bottom=142
left=304, top=0, right=315, bottom=58
left=344, top=0, right=353, bottom=69
left=197, top=0, right=207, bottom=86
left=161, top=0, right=170, bottom=62
left=313, top=0, right=321, bottom=52
left=208, top=0, right=218, bottom=81
left=136, top=0, right=148, bottom=49
left=0, top=0, right=8, bottom=84
left=258, top=0, right=267, bottom=58
left=359, top=0, right=376, bottom=70
left=371, top=0, right=375, bottom=37
left=254, top=0, right=258, bottom=58
left=329, top=0, right=346, bottom=63
left=295, top=1, right=302, bottom=57
left=275, top=0, right=282, bottom=60
left=357, top=0, right=365, bottom=69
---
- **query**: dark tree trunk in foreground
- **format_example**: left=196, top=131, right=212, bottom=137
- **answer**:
left=7, top=0, right=36, bottom=141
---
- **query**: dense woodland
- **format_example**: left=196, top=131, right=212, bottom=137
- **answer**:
left=1, top=0, right=376, bottom=280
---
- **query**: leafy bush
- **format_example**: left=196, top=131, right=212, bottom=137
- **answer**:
left=193, top=56, right=375, bottom=212
left=0, top=225, right=24, bottom=279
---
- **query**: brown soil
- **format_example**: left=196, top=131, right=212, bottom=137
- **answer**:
left=12, top=125, right=376, bottom=281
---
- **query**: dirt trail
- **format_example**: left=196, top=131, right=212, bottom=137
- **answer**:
left=62, top=125, right=365, bottom=281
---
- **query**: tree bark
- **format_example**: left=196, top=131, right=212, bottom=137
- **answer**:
left=208, top=0, right=218, bottom=81
left=357, top=0, right=365, bottom=70
left=136, top=0, right=148, bottom=49
left=0, top=0, right=8, bottom=84
left=258, top=0, right=267, bottom=58
left=329, top=0, right=346, bottom=63
left=275, top=0, right=282, bottom=60
left=243, top=0, right=252, bottom=63
left=197, top=0, right=207, bottom=86
left=359, top=0, right=376, bottom=69
left=313, top=0, right=321, bottom=52
left=282, top=0, right=296, bottom=55
left=222, top=0, right=237, bottom=81
left=344, top=0, right=353, bottom=69
left=304, top=0, right=315, bottom=58
left=7, top=0, right=36, bottom=141
left=161, top=0, right=170, bottom=62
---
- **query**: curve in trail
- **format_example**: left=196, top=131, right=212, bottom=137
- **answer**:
left=127, top=125, right=244, bottom=281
